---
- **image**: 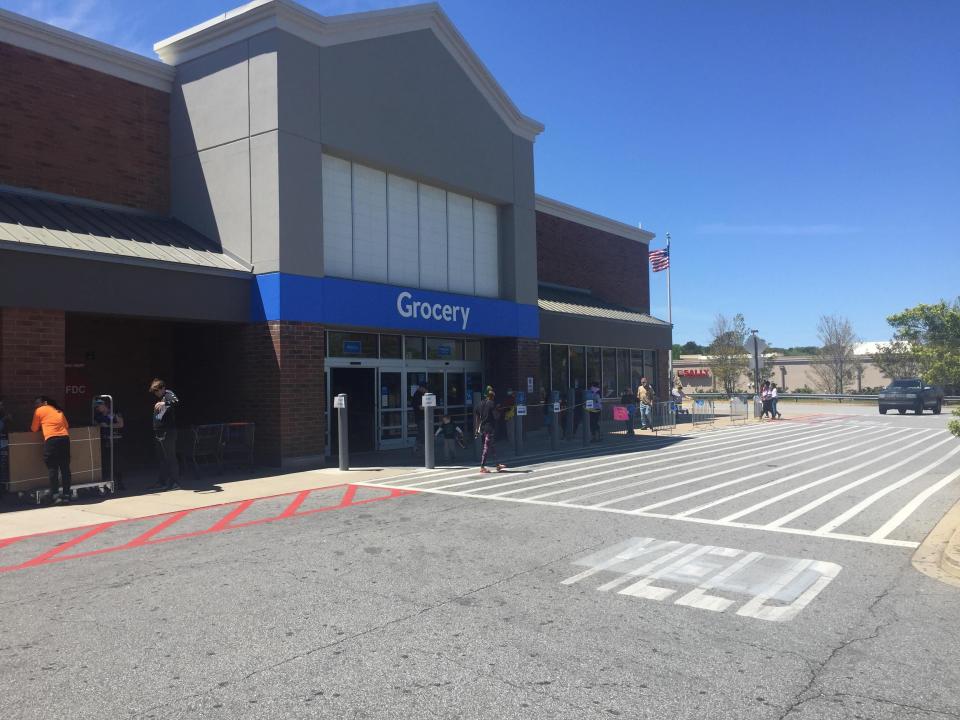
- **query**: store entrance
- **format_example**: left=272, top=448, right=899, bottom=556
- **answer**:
left=330, top=368, right=376, bottom=453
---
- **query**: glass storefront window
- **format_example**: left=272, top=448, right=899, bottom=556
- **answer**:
left=328, top=331, right=378, bottom=358
left=405, top=336, right=425, bottom=360
left=465, top=372, right=482, bottom=409
left=540, top=345, right=552, bottom=394
left=631, top=349, right=645, bottom=391
left=602, top=348, right=617, bottom=397
left=380, top=334, right=402, bottom=359
left=446, top=373, right=465, bottom=410
left=465, top=341, right=482, bottom=362
left=380, top=372, right=402, bottom=409
left=569, top=346, right=586, bottom=391
left=644, top=350, right=657, bottom=390
left=427, top=338, right=463, bottom=360
left=586, top=346, right=602, bottom=388
left=617, top=349, right=630, bottom=395
left=551, top=345, right=569, bottom=393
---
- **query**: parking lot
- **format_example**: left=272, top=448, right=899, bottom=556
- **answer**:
left=369, top=405, right=960, bottom=549
left=2, top=402, right=958, bottom=719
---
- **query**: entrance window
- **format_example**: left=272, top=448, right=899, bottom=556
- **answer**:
left=405, top=336, right=425, bottom=360
left=586, top=346, right=602, bottom=387
left=630, top=350, right=646, bottom=390
left=569, top=346, right=586, bottom=390
left=328, top=331, right=377, bottom=358
left=540, top=345, right=551, bottom=393
left=380, top=334, right=402, bottom=359
left=602, top=348, right=617, bottom=397
left=446, top=372, right=465, bottom=410
left=551, top=345, right=569, bottom=392
left=644, top=350, right=657, bottom=389
left=427, top=338, right=463, bottom=360
left=465, top=372, right=482, bottom=408
left=617, top=349, right=630, bottom=394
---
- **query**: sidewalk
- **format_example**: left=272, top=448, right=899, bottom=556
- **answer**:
left=0, top=412, right=778, bottom=542
left=0, top=465, right=410, bottom=541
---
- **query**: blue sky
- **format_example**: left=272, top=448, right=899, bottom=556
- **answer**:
left=7, top=0, right=959, bottom=346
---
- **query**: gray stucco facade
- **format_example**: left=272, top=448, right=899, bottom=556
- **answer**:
left=168, top=24, right=538, bottom=305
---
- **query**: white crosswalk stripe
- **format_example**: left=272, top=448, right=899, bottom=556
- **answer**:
left=363, top=418, right=960, bottom=548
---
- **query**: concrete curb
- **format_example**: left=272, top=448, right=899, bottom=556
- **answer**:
left=912, top=495, right=960, bottom=589
left=942, top=526, right=960, bottom=580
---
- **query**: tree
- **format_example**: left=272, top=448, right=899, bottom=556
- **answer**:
left=810, top=314, right=859, bottom=393
left=874, top=339, right=926, bottom=381
left=708, top=313, right=749, bottom=395
left=883, top=298, right=960, bottom=393
left=681, top=340, right=706, bottom=355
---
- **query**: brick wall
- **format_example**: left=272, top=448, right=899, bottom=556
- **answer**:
left=536, top=211, right=649, bottom=311
left=241, top=322, right=326, bottom=465
left=484, top=337, right=541, bottom=401
left=0, top=42, right=170, bottom=213
left=0, top=307, right=65, bottom=431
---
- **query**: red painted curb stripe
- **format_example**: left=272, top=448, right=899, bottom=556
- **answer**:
left=18, top=523, right=116, bottom=569
left=124, top=511, right=191, bottom=548
left=0, top=484, right=419, bottom=574
left=207, top=499, right=254, bottom=532
left=336, top=484, right=358, bottom=508
left=279, top=490, right=311, bottom=518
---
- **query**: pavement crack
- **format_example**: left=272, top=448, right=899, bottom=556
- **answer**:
left=775, top=581, right=903, bottom=719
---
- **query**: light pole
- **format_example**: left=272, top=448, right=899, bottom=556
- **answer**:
left=750, top=329, right=760, bottom=394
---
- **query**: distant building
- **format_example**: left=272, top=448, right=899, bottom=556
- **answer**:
left=674, top=342, right=890, bottom=393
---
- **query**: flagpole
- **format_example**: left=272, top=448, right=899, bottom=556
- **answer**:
left=666, top=232, right=673, bottom=389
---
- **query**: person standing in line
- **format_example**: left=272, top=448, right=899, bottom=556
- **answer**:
left=636, top=377, right=654, bottom=430
left=770, top=382, right=782, bottom=420
left=149, top=378, right=180, bottom=491
left=476, top=386, right=505, bottom=474
left=31, top=396, right=72, bottom=504
left=93, top=398, right=126, bottom=492
left=620, top=386, right=635, bottom=435
left=411, top=383, right=426, bottom=455
left=587, top=381, right=603, bottom=442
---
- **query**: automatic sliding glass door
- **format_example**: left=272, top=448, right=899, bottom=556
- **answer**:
left=379, top=370, right=404, bottom=449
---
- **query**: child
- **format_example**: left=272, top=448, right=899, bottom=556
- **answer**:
left=435, top=414, right=464, bottom=463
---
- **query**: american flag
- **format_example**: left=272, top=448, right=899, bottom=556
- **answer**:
left=649, top=247, right=670, bottom=272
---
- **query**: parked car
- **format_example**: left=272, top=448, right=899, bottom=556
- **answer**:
left=878, top=379, right=944, bottom=415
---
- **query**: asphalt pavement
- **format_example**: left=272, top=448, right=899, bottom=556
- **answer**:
left=1, top=403, right=959, bottom=719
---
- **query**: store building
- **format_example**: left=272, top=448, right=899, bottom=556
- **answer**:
left=0, top=1, right=671, bottom=468
left=674, top=342, right=891, bottom=394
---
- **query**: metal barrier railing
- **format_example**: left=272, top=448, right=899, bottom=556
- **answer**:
left=651, top=401, right=677, bottom=434
left=691, top=398, right=716, bottom=427
left=729, top=396, right=749, bottom=424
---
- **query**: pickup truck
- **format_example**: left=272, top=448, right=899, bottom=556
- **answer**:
left=878, top=379, right=944, bottom=415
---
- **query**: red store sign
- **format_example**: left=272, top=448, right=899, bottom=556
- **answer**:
left=678, top=368, right=710, bottom=377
